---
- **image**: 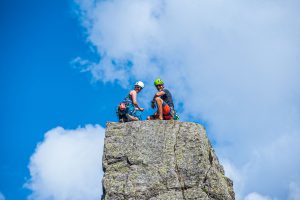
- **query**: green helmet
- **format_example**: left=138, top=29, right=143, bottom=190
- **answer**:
left=154, top=78, right=164, bottom=86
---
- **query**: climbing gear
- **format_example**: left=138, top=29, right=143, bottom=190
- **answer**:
left=116, top=101, right=129, bottom=122
left=117, top=80, right=145, bottom=122
left=172, top=110, right=180, bottom=120
left=135, top=81, right=144, bottom=89
left=154, top=102, right=173, bottom=120
left=162, top=103, right=172, bottom=120
left=165, top=108, right=179, bottom=120
left=116, top=93, right=142, bottom=122
left=119, top=102, right=126, bottom=111
left=154, top=78, right=164, bottom=86
left=117, top=102, right=140, bottom=122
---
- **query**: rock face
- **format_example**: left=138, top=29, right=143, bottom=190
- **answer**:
left=102, top=121, right=234, bottom=200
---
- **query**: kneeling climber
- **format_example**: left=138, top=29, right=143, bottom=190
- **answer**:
left=147, top=78, right=178, bottom=120
left=117, top=81, right=145, bottom=122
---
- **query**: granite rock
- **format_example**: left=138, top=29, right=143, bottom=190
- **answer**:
left=102, top=121, right=234, bottom=200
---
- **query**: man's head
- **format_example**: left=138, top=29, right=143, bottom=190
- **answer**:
left=134, top=81, right=144, bottom=92
left=154, top=78, right=164, bottom=91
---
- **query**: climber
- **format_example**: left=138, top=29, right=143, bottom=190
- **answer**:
left=147, top=78, right=177, bottom=120
left=117, top=81, right=145, bottom=122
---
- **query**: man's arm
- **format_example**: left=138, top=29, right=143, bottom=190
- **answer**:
left=152, top=91, right=165, bottom=102
left=131, top=90, right=137, bottom=104
left=130, top=91, right=144, bottom=111
left=155, top=91, right=165, bottom=97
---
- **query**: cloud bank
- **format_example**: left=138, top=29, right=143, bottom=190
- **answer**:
left=74, top=0, right=300, bottom=199
left=26, top=124, right=105, bottom=200
left=244, top=192, right=272, bottom=200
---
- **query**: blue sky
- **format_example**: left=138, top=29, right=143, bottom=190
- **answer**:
left=1, top=0, right=300, bottom=200
left=0, top=0, right=123, bottom=199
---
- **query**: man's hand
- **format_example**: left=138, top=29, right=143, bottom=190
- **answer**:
left=139, top=108, right=144, bottom=111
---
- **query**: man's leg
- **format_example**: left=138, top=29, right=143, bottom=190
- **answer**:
left=126, top=114, right=139, bottom=121
left=126, top=104, right=139, bottom=121
left=147, top=115, right=154, bottom=120
left=147, top=112, right=159, bottom=120
left=155, top=97, right=163, bottom=120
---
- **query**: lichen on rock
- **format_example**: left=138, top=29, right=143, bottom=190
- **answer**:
left=102, top=121, right=235, bottom=200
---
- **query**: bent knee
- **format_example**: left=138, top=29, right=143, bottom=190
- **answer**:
left=155, top=97, right=162, bottom=102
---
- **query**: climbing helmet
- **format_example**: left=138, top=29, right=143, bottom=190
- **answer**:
left=154, top=78, right=164, bottom=86
left=135, top=81, right=144, bottom=89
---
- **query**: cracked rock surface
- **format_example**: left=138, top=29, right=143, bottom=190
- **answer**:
left=102, top=121, right=234, bottom=200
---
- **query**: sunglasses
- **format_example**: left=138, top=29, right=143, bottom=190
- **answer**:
left=156, top=84, right=163, bottom=87
left=134, top=85, right=142, bottom=89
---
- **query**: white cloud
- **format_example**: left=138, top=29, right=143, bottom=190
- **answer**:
left=288, top=182, right=300, bottom=200
left=25, top=124, right=105, bottom=200
left=74, top=0, right=300, bottom=199
left=222, top=159, right=245, bottom=200
left=244, top=192, right=272, bottom=200
left=0, top=192, right=5, bottom=200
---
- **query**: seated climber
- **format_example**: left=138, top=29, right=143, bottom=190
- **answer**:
left=147, top=78, right=177, bottom=120
left=117, top=81, right=145, bottom=122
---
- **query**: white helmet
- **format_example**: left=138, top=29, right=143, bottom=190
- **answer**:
left=135, top=81, right=144, bottom=89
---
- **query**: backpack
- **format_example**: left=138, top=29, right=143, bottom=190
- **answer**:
left=116, top=102, right=130, bottom=122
